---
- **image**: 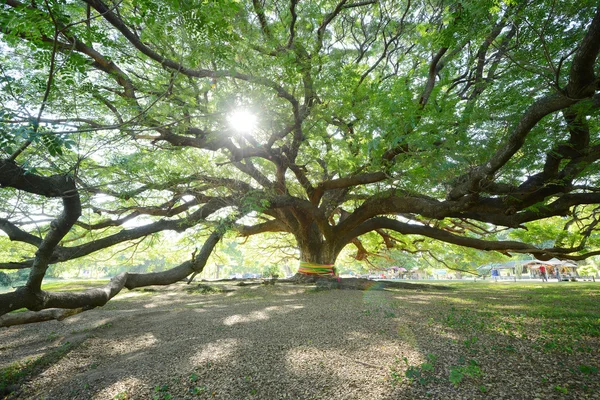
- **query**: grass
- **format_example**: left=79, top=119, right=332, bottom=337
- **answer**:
left=1, top=279, right=111, bottom=294
left=426, top=283, right=600, bottom=360
left=383, top=281, right=600, bottom=396
left=0, top=341, right=79, bottom=394
left=40, top=279, right=110, bottom=292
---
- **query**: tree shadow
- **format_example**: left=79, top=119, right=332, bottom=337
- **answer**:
left=3, top=283, right=599, bottom=399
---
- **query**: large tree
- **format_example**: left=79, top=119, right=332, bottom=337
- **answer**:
left=1, top=0, right=600, bottom=326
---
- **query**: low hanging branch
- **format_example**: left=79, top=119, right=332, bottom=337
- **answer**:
left=0, top=231, right=223, bottom=328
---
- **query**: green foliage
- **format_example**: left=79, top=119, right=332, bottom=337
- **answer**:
left=188, top=385, right=208, bottom=396
left=262, top=265, right=282, bottom=279
left=240, top=190, right=271, bottom=214
left=577, top=265, right=599, bottom=277
left=448, top=359, right=482, bottom=387
left=153, top=384, right=172, bottom=400
left=554, top=385, right=568, bottom=394
left=0, top=113, right=75, bottom=157
left=390, top=354, right=438, bottom=386
left=578, top=364, right=598, bottom=375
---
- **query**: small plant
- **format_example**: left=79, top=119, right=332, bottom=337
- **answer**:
left=578, top=364, right=598, bottom=375
left=262, top=265, right=282, bottom=279
left=189, top=385, right=208, bottom=395
left=554, top=385, right=568, bottom=394
left=422, top=354, right=438, bottom=371
left=448, top=359, right=482, bottom=387
left=390, top=354, right=438, bottom=386
left=463, top=336, right=478, bottom=349
left=503, top=345, right=516, bottom=353
left=448, top=367, right=464, bottom=386
left=153, top=384, right=172, bottom=400
left=390, top=367, right=403, bottom=385
left=113, top=392, right=128, bottom=400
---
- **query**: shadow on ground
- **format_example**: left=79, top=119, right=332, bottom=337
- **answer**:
left=1, top=282, right=599, bottom=399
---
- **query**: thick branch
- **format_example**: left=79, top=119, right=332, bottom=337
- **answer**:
left=342, top=217, right=580, bottom=260
left=0, top=218, right=42, bottom=247
left=310, top=172, right=387, bottom=205
left=236, top=219, right=289, bottom=236
left=0, top=231, right=222, bottom=327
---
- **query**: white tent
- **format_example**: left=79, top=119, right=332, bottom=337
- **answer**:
left=527, top=258, right=577, bottom=268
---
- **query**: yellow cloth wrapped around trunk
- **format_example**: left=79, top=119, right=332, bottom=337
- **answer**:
left=298, top=261, right=335, bottom=276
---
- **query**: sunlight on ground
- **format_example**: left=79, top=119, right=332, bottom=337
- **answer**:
left=189, top=338, right=241, bottom=365
left=223, top=304, right=304, bottom=326
left=183, top=301, right=208, bottom=309
left=284, top=341, right=419, bottom=382
left=96, top=376, right=143, bottom=400
left=345, top=331, right=371, bottom=340
left=397, top=324, right=419, bottom=348
left=440, top=297, right=478, bottom=305
left=223, top=311, right=269, bottom=326
left=488, top=304, right=531, bottom=311
left=116, top=292, right=149, bottom=300
left=64, top=317, right=112, bottom=329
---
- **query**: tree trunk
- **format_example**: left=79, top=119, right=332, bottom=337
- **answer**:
left=293, top=230, right=342, bottom=281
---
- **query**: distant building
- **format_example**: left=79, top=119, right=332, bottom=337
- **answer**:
left=477, top=258, right=578, bottom=279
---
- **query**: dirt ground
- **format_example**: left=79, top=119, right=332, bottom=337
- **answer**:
left=1, top=281, right=599, bottom=399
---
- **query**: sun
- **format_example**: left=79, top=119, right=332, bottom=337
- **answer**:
left=227, top=109, right=258, bottom=134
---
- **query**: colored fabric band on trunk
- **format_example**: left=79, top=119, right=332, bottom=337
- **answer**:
left=298, top=261, right=335, bottom=276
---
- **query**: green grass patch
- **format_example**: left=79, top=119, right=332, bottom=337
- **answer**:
left=432, top=282, right=600, bottom=355
left=41, top=279, right=110, bottom=292
left=448, top=359, right=482, bottom=387
left=7, top=308, right=28, bottom=314
left=0, top=340, right=80, bottom=395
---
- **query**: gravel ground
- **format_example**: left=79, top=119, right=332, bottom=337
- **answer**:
left=1, top=282, right=599, bottom=399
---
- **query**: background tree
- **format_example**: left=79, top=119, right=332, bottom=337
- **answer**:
left=1, top=0, right=600, bottom=326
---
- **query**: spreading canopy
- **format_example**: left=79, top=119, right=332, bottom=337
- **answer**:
left=1, top=0, right=600, bottom=325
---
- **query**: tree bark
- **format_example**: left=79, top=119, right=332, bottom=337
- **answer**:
left=290, top=224, right=344, bottom=281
